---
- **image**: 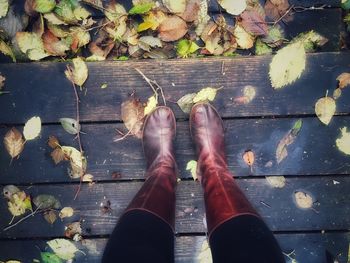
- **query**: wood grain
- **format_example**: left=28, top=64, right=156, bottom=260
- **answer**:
left=1, top=116, right=349, bottom=184
left=0, top=177, right=349, bottom=238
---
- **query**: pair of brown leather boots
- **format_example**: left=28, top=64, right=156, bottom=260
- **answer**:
left=123, top=102, right=259, bottom=238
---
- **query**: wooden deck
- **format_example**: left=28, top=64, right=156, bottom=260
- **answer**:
left=1, top=1, right=350, bottom=262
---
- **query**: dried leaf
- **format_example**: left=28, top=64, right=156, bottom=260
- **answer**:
left=234, top=24, right=254, bottom=49
left=47, top=239, right=79, bottom=260
left=186, top=160, right=198, bottom=181
left=59, top=118, right=81, bottom=135
left=177, top=93, right=196, bottom=113
left=121, top=98, right=145, bottom=139
left=54, top=0, right=76, bottom=24
left=255, top=38, right=272, bottom=55
left=336, top=127, right=350, bottom=155
left=218, top=0, right=246, bottom=15
left=242, top=150, right=254, bottom=166
left=70, top=27, right=91, bottom=52
left=163, top=0, right=186, bottom=13
left=41, top=252, right=63, bottom=263
left=333, top=88, right=342, bottom=100
left=7, top=191, right=32, bottom=217
left=81, top=239, right=99, bottom=255
left=44, top=210, right=57, bottom=224
left=261, top=25, right=284, bottom=48
left=65, top=57, right=88, bottom=87
left=0, top=0, right=9, bottom=18
left=144, top=95, right=158, bottom=115
left=33, top=194, right=61, bottom=209
left=193, top=87, right=219, bottom=103
left=315, top=97, right=336, bottom=125
left=197, top=239, right=213, bottom=263
left=129, top=2, right=154, bottom=15
left=43, top=12, right=67, bottom=25
left=139, top=36, right=163, bottom=51
left=23, top=116, right=42, bottom=141
left=336, top=73, right=350, bottom=89
left=181, top=0, right=200, bottom=22
left=276, top=119, right=302, bottom=164
left=269, top=42, right=306, bottom=89
left=62, top=146, right=86, bottom=178
left=59, top=207, right=74, bottom=219
left=294, top=191, right=313, bottom=209
left=158, top=16, right=188, bottom=42
left=48, top=135, right=60, bottom=149
left=0, top=39, right=16, bottom=62
left=51, top=148, right=65, bottom=165
left=3, top=185, right=21, bottom=200
left=240, top=10, right=268, bottom=36
left=42, top=30, right=69, bottom=56
left=266, top=176, right=286, bottom=188
left=16, top=32, right=49, bottom=61
left=4, top=128, right=24, bottom=159
left=64, top=221, right=82, bottom=239
left=264, top=0, right=292, bottom=23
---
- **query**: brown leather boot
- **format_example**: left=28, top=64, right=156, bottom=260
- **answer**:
left=190, top=103, right=259, bottom=236
left=123, top=106, right=177, bottom=230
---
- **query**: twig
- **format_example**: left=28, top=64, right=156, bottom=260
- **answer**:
left=270, top=4, right=295, bottom=26
left=221, top=61, right=225, bottom=76
left=70, top=82, right=83, bottom=153
left=74, top=175, right=83, bottom=201
left=113, top=129, right=132, bottom=142
left=3, top=205, right=41, bottom=232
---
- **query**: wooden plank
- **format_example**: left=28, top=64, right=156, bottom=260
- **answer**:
left=1, top=116, right=350, bottom=184
left=1, top=51, right=349, bottom=124
left=0, top=233, right=348, bottom=262
left=0, top=177, right=349, bottom=238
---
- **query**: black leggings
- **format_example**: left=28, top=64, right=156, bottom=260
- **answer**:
left=102, top=211, right=284, bottom=263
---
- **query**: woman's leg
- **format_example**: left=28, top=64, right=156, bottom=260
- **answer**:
left=103, top=107, right=177, bottom=263
left=190, top=103, right=285, bottom=263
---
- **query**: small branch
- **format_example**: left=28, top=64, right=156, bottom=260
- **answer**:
left=114, top=128, right=132, bottom=142
left=70, top=82, right=83, bottom=153
left=74, top=175, right=83, bottom=201
left=271, top=5, right=295, bottom=26
left=3, top=205, right=41, bottom=232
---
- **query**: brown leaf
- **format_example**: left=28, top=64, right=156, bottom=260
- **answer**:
left=264, top=0, right=292, bottom=23
left=4, top=128, right=25, bottom=159
left=336, top=73, right=350, bottom=89
left=181, top=0, right=200, bottom=22
left=240, top=10, right=268, bottom=36
left=243, top=150, right=255, bottom=166
left=121, top=97, right=145, bottom=139
left=42, top=30, right=69, bottom=56
left=24, top=0, right=37, bottom=16
left=65, top=221, right=82, bottom=240
left=88, top=39, right=115, bottom=60
left=158, top=16, right=188, bottom=42
left=48, top=135, right=60, bottom=149
left=44, top=210, right=57, bottom=224
left=51, top=148, right=66, bottom=165
left=0, top=74, right=5, bottom=89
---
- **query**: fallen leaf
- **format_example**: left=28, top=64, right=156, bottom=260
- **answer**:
left=234, top=24, right=254, bottom=49
left=186, top=160, right=198, bottom=181
left=181, top=0, right=200, bottom=22
left=42, top=30, right=69, bottom=56
left=33, top=194, right=61, bottom=209
left=158, top=16, right=188, bottom=42
left=138, top=36, right=163, bottom=51
left=336, top=127, right=350, bottom=155
left=44, top=210, right=57, bottom=224
left=59, top=118, right=81, bottom=135
left=7, top=191, right=32, bottom=217
left=82, top=239, right=99, bottom=255
left=291, top=30, right=328, bottom=52
left=70, top=27, right=91, bottom=52
left=82, top=173, right=94, bottom=182
left=315, top=96, right=336, bottom=125
left=101, top=83, right=108, bottom=89
left=129, top=2, right=154, bottom=15
left=51, top=148, right=65, bottom=165
left=121, top=97, right=145, bottom=139
left=64, top=221, right=82, bottom=240
left=336, top=72, right=350, bottom=89
left=0, top=0, right=9, bottom=18
left=34, top=0, right=56, bottom=13
left=264, top=0, right=292, bottom=23
left=4, top=128, right=25, bottom=159
left=242, top=150, right=255, bottom=166
left=177, top=93, right=196, bottom=113
left=62, top=146, right=86, bottom=178
left=54, top=0, right=76, bottom=24
left=0, top=39, right=16, bottom=62
left=59, top=207, right=74, bottom=219
left=144, top=95, right=158, bottom=115
left=43, top=12, right=67, bottom=25
left=234, top=85, right=256, bottom=104
left=41, top=252, right=63, bottom=263
left=218, top=0, right=246, bottom=15
left=240, top=10, right=268, bottom=36
left=276, top=119, right=302, bottom=164
left=197, top=239, right=213, bottom=263
left=194, top=0, right=210, bottom=35
left=16, top=32, right=49, bottom=61
left=48, top=135, right=60, bottom=149
left=3, top=185, right=21, bottom=199
left=193, top=87, right=220, bottom=103
left=294, top=191, right=313, bottom=209
left=163, top=0, right=186, bottom=13
left=269, top=42, right=306, bottom=89
left=23, top=116, right=42, bottom=141
left=65, top=57, right=88, bottom=87
left=333, top=88, right=342, bottom=100
left=261, top=25, right=284, bottom=48
left=47, top=238, right=79, bottom=260
left=266, top=176, right=286, bottom=188
left=177, top=39, right=200, bottom=58
left=0, top=74, right=5, bottom=89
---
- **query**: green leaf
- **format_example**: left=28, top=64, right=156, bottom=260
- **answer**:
left=33, top=194, right=61, bottom=209
left=54, top=0, right=76, bottom=23
left=47, top=239, right=79, bottom=260
left=291, top=31, right=328, bottom=52
left=0, top=39, right=16, bottom=62
left=129, top=2, right=154, bottom=15
left=255, top=38, right=272, bottom=56
left=113, top=56, right=129, bottom=61
left=59, top=118, right=81, bottom=135
left=0, top=0, right=9, bottom=18
left=291, top=119, right=302, bottom=135
left=341, top=0, right=350, bottom=10
left=15, top=32, right=49, bottom=61
left=177, top=39, right=200, bottom=58
left=34, top=0, right=56, bottom=13
left=41, top=252, right=63, bottom=263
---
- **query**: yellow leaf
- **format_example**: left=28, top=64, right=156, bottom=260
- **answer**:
left=59, top=207, right=74, bottom=219
left=218, top=0, right=246, bottom=15
left=294, top=191, right=313, bottom=209
left=0, top=0, right=9, bottom=18
left=336, top=127, right=350, bottom=155
left=186, top=160, right=198, bottom=181
left=234, top=25, right=254, bottom=49
left=144, top=95, right=158, bottom=115
left=315, top=96, right=336, bottom=125
left=336, top=72, right=350, bottom=89
left=4, top=128, right=24, bottom=159
left=65, top=57, right=88, bottom=87
left=61, top=146, right=86, bottom=178
left=82, top=173, right=94, bottom=182
left=193, top=87, right=219, bottom=103
left=269, top=42, right=306, bottom=89
left=15, top=32, right=49, bottom=61
left=197, top=239, right=213, bottom=263
left=163, top=0, right=186, bottom=13
left=0, top=39, right=16, bottom=62
left=23, top=116, right=42, bottom=141
left=7, top=191, right=32, bottom=217
left=266, top=176, right=286, bottom=188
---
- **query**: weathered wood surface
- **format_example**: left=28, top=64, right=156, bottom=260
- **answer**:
left=1, top=116, right=350, bottom=184
left=0, top=51, right=349, bottom=124
left=1, top=177, right=349, bottom=238
left=0, top=233, right=348, bottom=262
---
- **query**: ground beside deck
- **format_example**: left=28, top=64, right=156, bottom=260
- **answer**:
left=1, top=1, right=350, bottom=262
